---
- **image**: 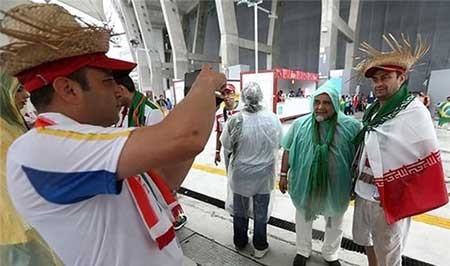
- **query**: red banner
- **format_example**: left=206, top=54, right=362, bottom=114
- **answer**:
left=273, top=68, right=318, bottom=81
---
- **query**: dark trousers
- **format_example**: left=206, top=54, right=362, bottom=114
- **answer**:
left=233, top=193, right=270, bottom=250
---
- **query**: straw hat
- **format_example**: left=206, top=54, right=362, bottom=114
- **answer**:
left=0, top=3, right=111, bottom=75
left=354, top=34, right=429, bottom=78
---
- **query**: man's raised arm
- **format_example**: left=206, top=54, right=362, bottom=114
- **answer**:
left=117, top=65, right=226, bottom=180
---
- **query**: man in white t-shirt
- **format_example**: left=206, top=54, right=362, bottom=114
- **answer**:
left=214, top=84, right=240, bottom=168
left=2, top=3, right=226, bottom=266
left=352, top=35, right=447, bottom=266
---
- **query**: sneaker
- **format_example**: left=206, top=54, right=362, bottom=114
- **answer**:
left=292, top=254, right=308, bottom=266
left=173, top=215, right=187, bottom=231
left=253, top=246, right=269, bottom=259
left=325, top=260, right=341, bottom=266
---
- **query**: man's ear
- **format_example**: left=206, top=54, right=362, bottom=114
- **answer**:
left=52, top=77, right=83, bottom=105
left=399, top=73, right=407, bottom=84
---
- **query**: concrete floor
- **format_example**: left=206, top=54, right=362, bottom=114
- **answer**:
left=178, top=113, right=450, bottom=266
left=178, top=195, right=366, bottom=266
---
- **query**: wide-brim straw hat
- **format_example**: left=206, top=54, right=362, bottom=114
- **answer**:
left=354, top=34, right=429, bottom=78
left=0, top=3, right=111, bottom=76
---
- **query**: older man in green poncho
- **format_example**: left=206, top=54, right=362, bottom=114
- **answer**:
left=278, top=79, right=360, bottom=266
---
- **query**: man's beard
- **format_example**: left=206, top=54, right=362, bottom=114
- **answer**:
left=315, top=115, right=325, bottom=122
left=315, top=115, right=325, bottom=123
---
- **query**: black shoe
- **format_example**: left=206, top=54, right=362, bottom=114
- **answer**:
left=325, top=259, right=341, bottom=266
left=293, top=254, right=308, bottom=266
left=234, top=242, right=247, bottom=251
left=173, top=215, right=187, bottom=231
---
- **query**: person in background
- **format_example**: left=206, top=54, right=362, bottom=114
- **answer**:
left=276, top=89, right=286, bottom=103
left=221, top=82, right=282, bottom=259
left=344, top=96, right=352, bottom=115
left=352, top=94, right=359, bottom=113
left=157, top=94, right=168, bottom=112
left=0, top=71, right=62, bottom=266
left=339, top=95, right=346, bottom=112
left=115, top=76, right=163, bottom=127
left=288, top=90, right=296, bottom=98
left=418, top=92, right=430, bottom=109
left=166, top=97, right=173, bottom=111
left=360, top=94, right=368, bottom=111
left=367, top=91, right=375, bottom=104
left=144, top=90, right=153, bottom=99
left=437, top=96, right=450, bottom=130
left=214, top=84, right=240, bottom=168
left=11, top=85, right=38, bottom=128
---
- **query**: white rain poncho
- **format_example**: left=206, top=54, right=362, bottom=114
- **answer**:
left=221, top=82, right=283, bottom=197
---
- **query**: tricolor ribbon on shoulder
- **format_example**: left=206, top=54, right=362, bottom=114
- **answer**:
left=126, top=172, right=178, bottom=249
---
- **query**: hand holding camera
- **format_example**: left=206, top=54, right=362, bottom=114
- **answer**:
left=184, top=64, right=227, bottom=106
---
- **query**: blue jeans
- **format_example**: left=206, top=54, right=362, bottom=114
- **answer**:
left=233, top=193, right=270, bottom=250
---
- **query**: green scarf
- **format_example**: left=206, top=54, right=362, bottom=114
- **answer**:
left=352, top=83, right=415, bottom=144
left=128, top=91, right=159, bottom=127
left=305, top=114, right=337, bottom=219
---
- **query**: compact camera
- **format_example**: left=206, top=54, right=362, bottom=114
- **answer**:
left=184, top=70, right=224, bottom=106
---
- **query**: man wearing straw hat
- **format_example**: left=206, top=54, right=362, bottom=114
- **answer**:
left=1, top=3, right=225, bottom=266
left=352, top=34, right=448, bottom=266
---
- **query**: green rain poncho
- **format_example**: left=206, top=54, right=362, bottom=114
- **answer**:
left=281, top=79, right=361, bottom=221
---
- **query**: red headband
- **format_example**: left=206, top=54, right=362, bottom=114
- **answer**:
left=365, top=65, right=406, bottom=78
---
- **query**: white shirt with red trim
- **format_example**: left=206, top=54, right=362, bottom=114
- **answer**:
left=7, top=113, right=183, bottom=266
left=215, top=102, right=240, bottom=132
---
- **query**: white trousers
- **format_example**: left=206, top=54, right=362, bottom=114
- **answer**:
left=295, top=210, right=344, bottom=261
left=352, top=196, right=411, bottom=266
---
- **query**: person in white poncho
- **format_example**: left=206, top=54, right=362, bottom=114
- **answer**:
left=220, top=82, right=283, bottom=259
left=352, top=35, right=448, bottom=266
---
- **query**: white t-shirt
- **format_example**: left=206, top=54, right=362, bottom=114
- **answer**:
left=355, top=110, right=380, bottom=202
left=215, top=102, right=240, bottom=132
left=7, top=113, right=183, bottom=266
left=355, top=149, right=380, bottom=202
